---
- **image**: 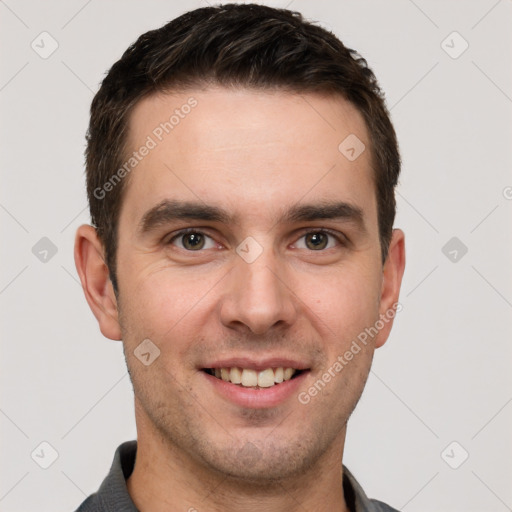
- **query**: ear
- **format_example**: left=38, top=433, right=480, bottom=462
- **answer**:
left=374, top=229, right=406, bottom=349
left=74, top=224, right=122, bottom=341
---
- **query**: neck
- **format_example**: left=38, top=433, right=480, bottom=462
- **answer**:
left=127, top=406, right=349, bottom=512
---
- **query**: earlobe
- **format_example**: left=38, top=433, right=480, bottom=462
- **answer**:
left=374, top=229, right=406, bottom=348
left=74, top=224, right=122, bottom=341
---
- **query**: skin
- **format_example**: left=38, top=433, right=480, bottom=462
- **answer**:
left=75, top=87, right=405, bottom=512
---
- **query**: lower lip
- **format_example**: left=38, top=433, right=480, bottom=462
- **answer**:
left=202, top=371, right=309, bottom=409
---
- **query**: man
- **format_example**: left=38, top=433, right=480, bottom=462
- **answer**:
left=74, top=3, right=405, bottom=511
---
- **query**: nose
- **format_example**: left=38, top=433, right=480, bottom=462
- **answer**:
left=219, top=247, right=298, bottom=336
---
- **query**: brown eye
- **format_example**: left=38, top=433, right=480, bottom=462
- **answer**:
left=294, top=230, right=342, bottom=251
left=168, top=230, right=216, bottom=251
left=181, top=232, right=205, bottom=250
left=304, top=232, right=329, bottom=250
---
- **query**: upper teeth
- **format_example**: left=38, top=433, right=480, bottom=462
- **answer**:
left=213, top=367, right=297, bottom=387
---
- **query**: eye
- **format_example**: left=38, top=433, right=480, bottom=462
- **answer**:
left=294, top=230, right=341, bottom=251
left=168, top=230, right=217, bottom=251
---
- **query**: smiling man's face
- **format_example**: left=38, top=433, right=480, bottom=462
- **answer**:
left=88, top=87, right=404, bottom=483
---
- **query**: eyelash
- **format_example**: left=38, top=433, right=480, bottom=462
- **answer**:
left=166, top=227, right=346, bottom=251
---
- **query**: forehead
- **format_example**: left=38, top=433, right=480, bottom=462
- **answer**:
left=121, top=87, right=376, bottom=229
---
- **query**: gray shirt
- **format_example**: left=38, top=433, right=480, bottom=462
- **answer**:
left=75, top=441, right=400, bottom=512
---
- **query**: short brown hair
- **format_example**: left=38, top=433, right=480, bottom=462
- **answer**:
left=85, top=3, right=400, bottom=293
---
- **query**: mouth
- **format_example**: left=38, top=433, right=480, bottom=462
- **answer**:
left=202, top=367, right=305, bottom=389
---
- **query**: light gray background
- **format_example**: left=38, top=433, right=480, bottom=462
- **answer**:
left=1, top=1, right=511, bottom=510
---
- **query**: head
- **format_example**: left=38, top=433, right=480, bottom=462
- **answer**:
left=76, top=3, right=405, bottom=486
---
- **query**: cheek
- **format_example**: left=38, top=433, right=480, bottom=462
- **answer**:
left=118, top=268, right=217, bottom=352
left=305, top=265, right=381, bottom=341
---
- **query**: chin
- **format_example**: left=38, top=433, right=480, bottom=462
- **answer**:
left=192, top=430, right=330, bottom=485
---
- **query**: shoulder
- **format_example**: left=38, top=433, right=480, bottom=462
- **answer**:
left=368, top=499, right=401, bottom=512
left=72, top=441, right=138, bottom=512
left=343, top=465, right=401, bottom=512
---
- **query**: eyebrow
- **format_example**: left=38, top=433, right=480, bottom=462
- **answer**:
left=137, top=199, right=366, bottom=235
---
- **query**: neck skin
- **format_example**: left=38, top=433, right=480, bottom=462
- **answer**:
left=126, top=400, right=350, bottom=512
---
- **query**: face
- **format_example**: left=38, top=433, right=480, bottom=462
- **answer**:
left=108, top=87, right=402, bottom=482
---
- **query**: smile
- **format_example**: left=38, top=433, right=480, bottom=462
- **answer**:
left=203, top=367, right=303, bottom=388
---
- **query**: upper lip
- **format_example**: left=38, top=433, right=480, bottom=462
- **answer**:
left=201, top=357, right=310, bottom=372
